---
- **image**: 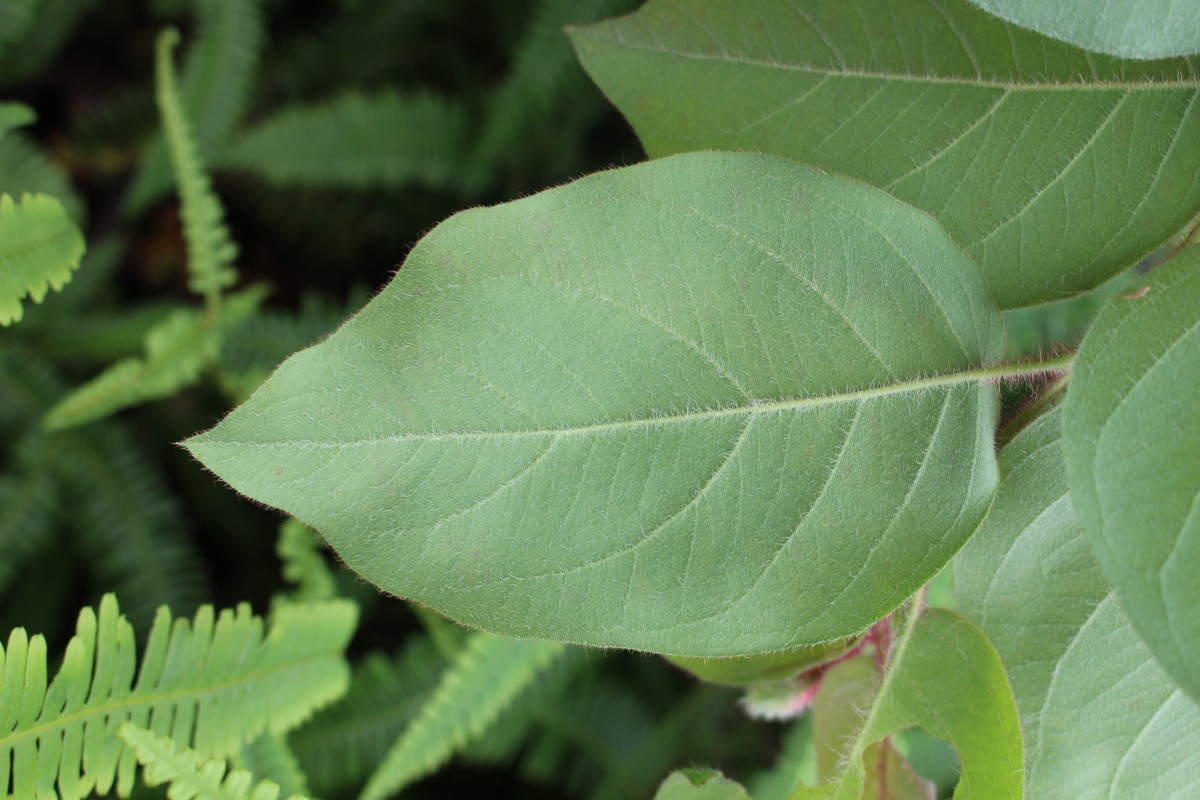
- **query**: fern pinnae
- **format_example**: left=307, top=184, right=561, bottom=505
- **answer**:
left=217, top=92, right=468, bottom=191
left=0, top=193, right=86, bottom=325
left=359, top=634, right=566, bottom=800
left=119, top=725, right=304, bottom=800
left=155, top=28, right=238, bottom=313
left=0, top=594, right=356, bottom=800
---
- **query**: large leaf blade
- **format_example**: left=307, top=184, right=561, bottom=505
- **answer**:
left=956, top=404, right=1200, bottom=797
left=1062, top=248, right=1200, bottom=702
left=969, top=0, right=1200, bottom=60
left=570, top=0, right=1200, bottom=309
left=187, top=151, right=1005, bottom=657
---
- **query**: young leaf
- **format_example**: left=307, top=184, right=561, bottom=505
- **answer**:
left=186, top=150, right=1009, bottom=657
left=792, top=608, right=1022, bottom=799
left=1062, top=247, right=1200, bottom=703
left=217, top=92, right=467, bottom=191
left=0, top=193, right=85, bottom=325
left=968, top=0, right=1200, bottom=60
left=956, top=404, right=1200, bottom=797
left=653, top=769, right=751, bottom=800
left=570, top=0, right=1200, bottom=309
left=43, top=287, right=264, bottom=430
left=155, top=28, right=239, bottom=305
left=360, top=634, right=566, bottom=800
left=119, top=725, right=305, bottom=800
left=0, top=594, right=356, bottom=800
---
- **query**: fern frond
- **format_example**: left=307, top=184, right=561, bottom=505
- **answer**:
left=289, top=637, right=446, bottom=794
left=0, top=594, right=355, bottom=800
left=0, top=102, right=34, bottom=137
left=0, top=346, right=209, bottom=628
left=0, top=462, right=57, bottom=595
left=234, top=734, right=308, bottom=800
left=469, top=0, right=638, bottom=176
left=119, top=726, right=300, bottom=800
left=360, top=634, right=566, bottom=800
left=58, top=422, right=210, bottom=629
left=218, top=92, right=467, bottom=191
left=44, top=286, right=264, bottom=430
left=126, top=0, right=263, bottom=214
left=0, top=193, right=85, bottom=325
left=276, top=520, right=337, bottom=605
left=154, top=27, right=239, bottom=305
left=0, top=0, right=96, bottom=89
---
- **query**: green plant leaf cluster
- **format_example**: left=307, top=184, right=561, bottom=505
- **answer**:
left=570, top=0, right=1200, bottom=309
left=4, top=0, right=1200, bottom=797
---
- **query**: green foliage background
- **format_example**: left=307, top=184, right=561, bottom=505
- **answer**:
left=1, top=1, right=1186, bottom=798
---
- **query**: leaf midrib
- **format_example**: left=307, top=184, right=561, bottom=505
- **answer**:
left=575, top=31, right=1200, bottom=92
left=0, top=652, right=338, bottom=750
left=200, top=357, right=1070, bottom=448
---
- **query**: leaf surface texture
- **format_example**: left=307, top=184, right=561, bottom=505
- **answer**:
left=571, top=0, right=1200, bottom=309
left=187, top=151, right=1005, bottom=656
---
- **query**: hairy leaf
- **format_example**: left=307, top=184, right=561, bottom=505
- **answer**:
left=187, top=151, right=1005, bottom=656
left=956, top=404, right=1200, bottom=797
left=791, top=608, right=1022, bottom=799
left=570, top=0, right=1200, bottom=309
left=120, top=726, right=305, bottom=800
left=219, top=92, right=467, bottom=190
left=969, top=0, right=1200, bottom=59
left=0, top=594, right=355, bottom=800
left=1063, top=247, right=1200, bottom=702
left=360, top=634, right=565, bottom=800
left=0, top=193, right=85, bottom=325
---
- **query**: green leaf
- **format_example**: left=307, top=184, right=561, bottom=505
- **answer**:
left=653, top=769, right=751, bottom=800
left=0, top=102, right=34, bottom=137
left=186, top=151, right=1008, bottom=656
left=119, top=725, right=306, bottom=800
left=665, top=638, right=857, bottom=687
left=0, top=594, right=355, bottom=800
left=43, top=286, right=264, bottom=430
left=956, top=403, right=1200, bottom=797
left=1062, top=248, right=1200, bottom=703
left=360, top=634, right=565, bottom=800
left=0, top=193, right=85, bottom=325
left=791, top=608, right=1022, bottom=799
left=570, top=0, right=1200, bottom=309
left=155, top=27, right=239, bottom=303
left=969, top=0, right=1200, bottom=59
left=218, top=92, right=467, bottom=190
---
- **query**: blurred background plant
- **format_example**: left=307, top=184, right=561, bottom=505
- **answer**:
left=0, top=1, right=1128, bottom=797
